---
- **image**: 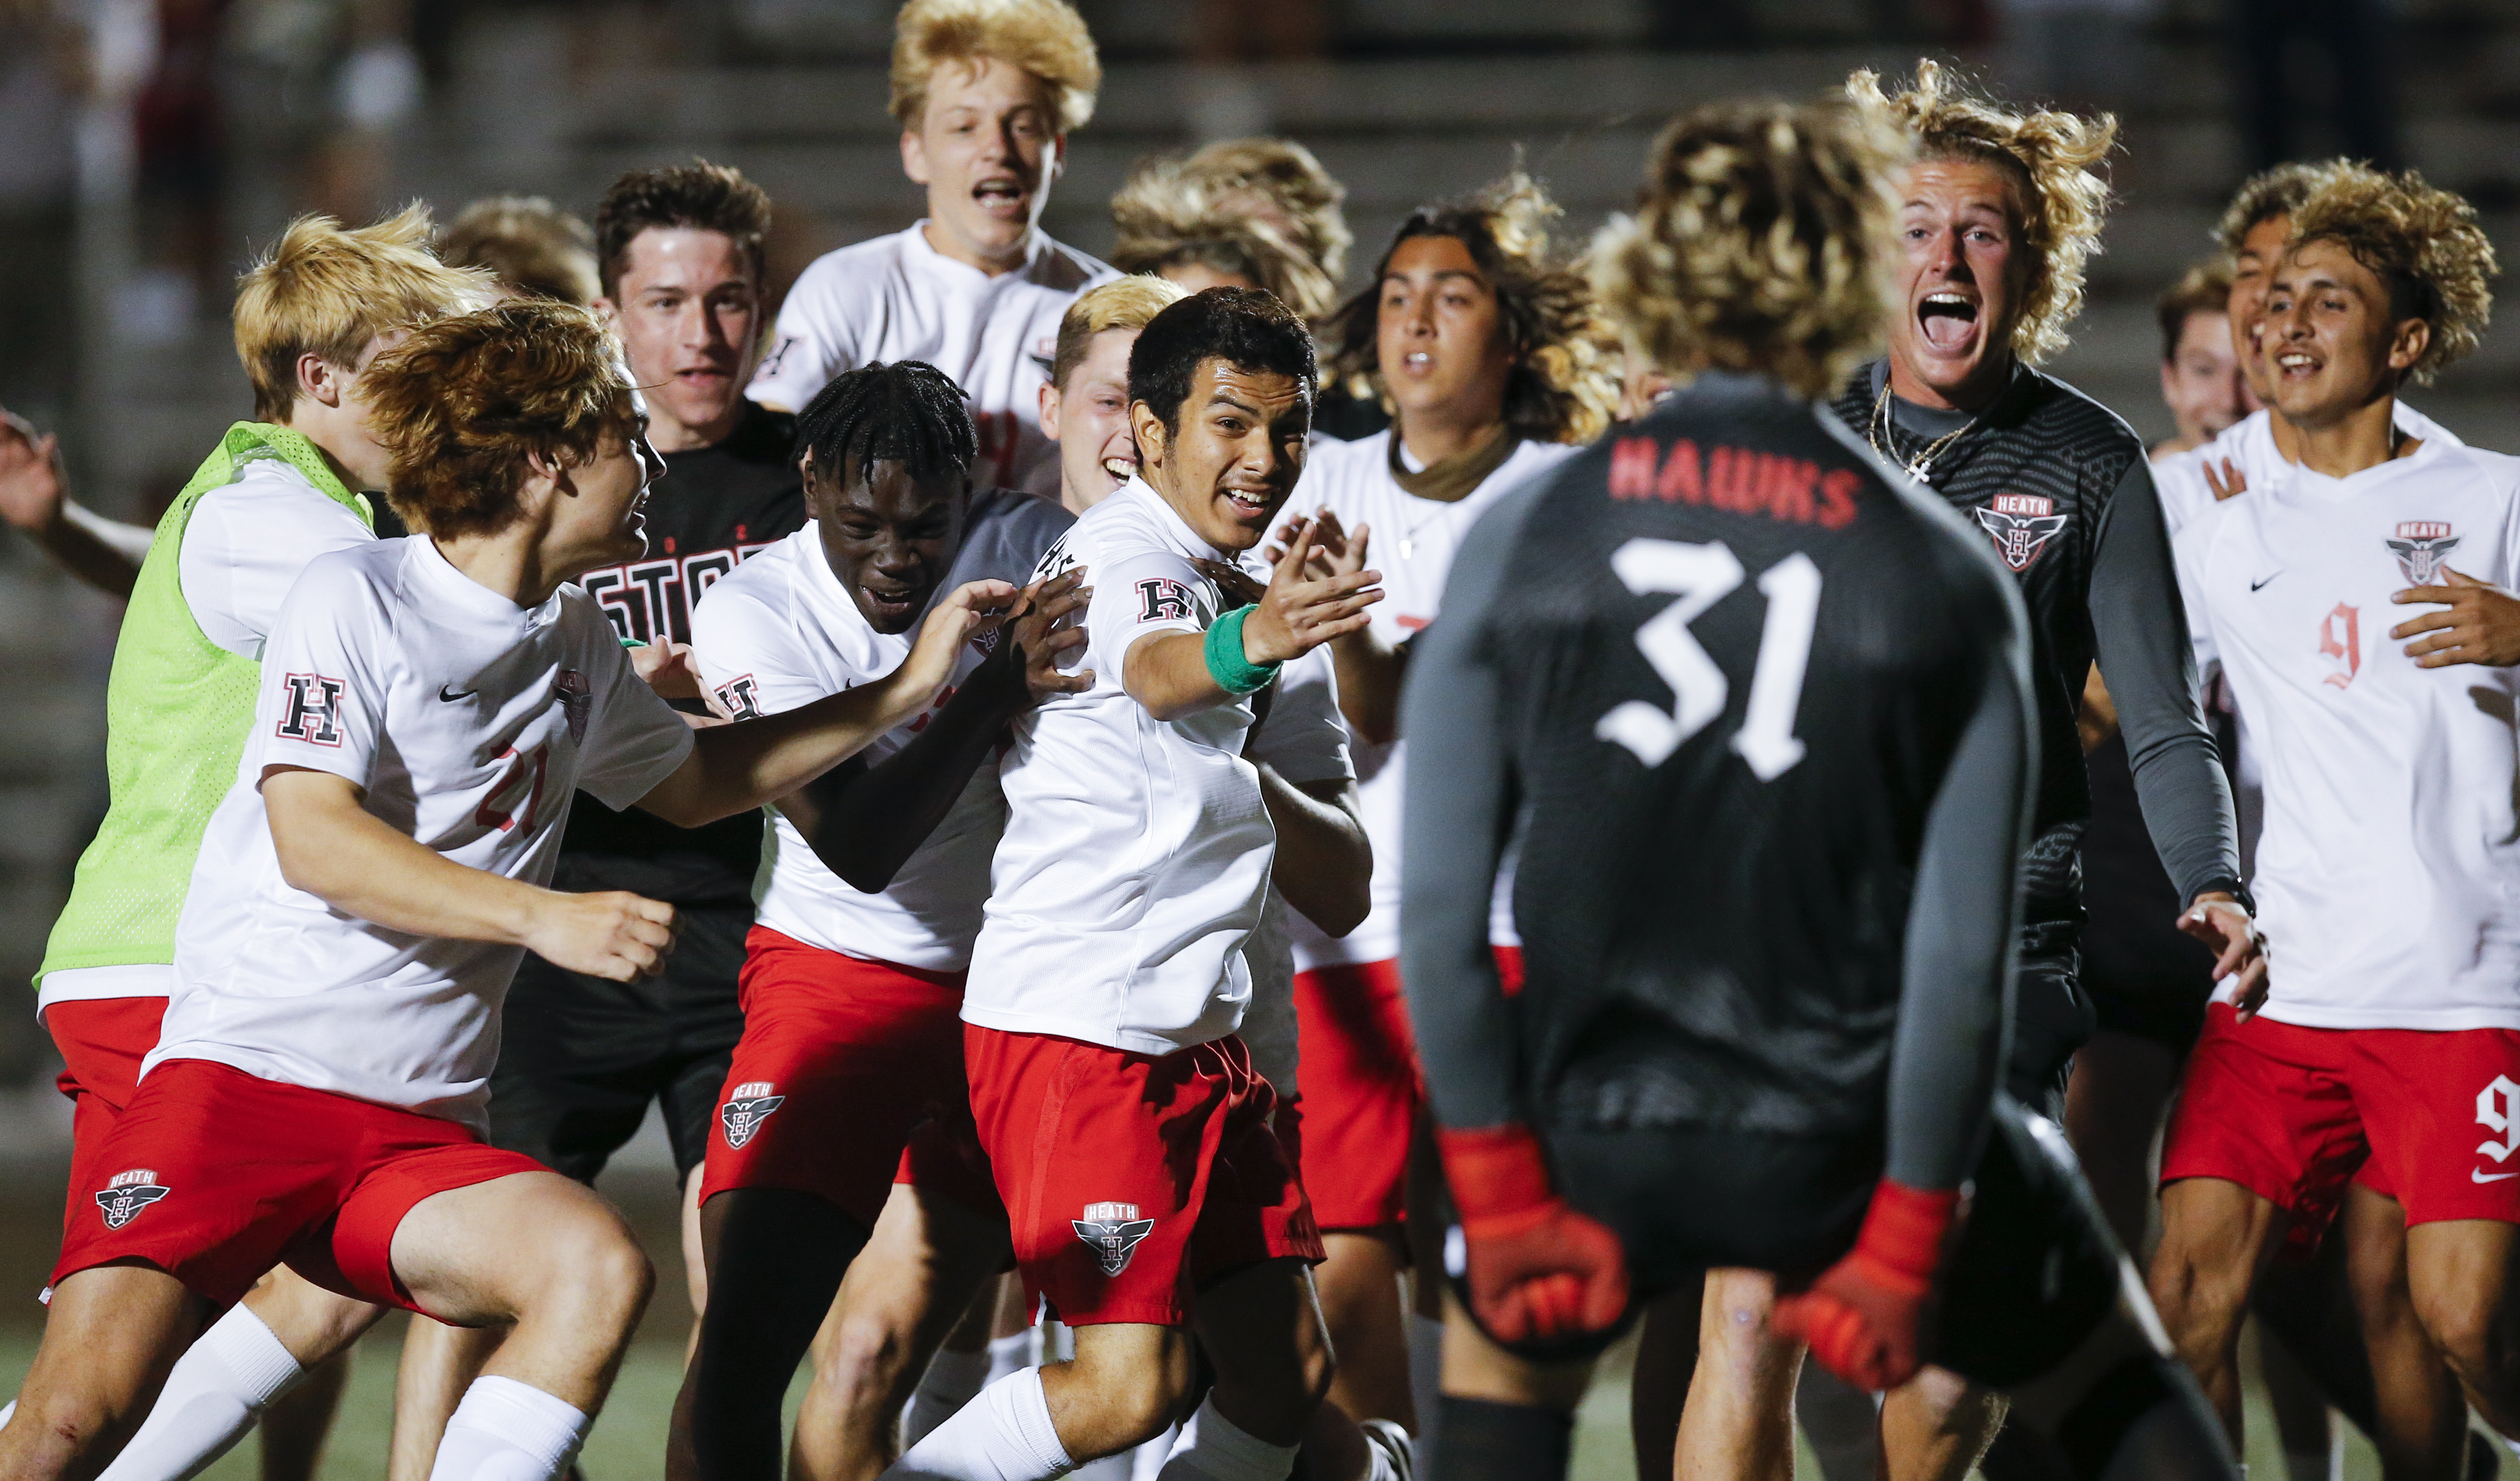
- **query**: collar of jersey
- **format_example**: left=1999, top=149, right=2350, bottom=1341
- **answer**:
left=412, top=534, right=562, bottom=626
left=904, top=219, right=1045, bottom=285
left=1114, top=475, right=1233, bottom=561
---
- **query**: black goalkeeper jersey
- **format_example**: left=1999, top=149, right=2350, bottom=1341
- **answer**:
left=560, top=402, right=806, bottom=905
left=1402, top=372, right=2031, bottom=1162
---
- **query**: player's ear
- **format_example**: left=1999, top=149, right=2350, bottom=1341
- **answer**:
left=1039, top=379, right=1061, bottom=440
left=2387, top=317, right=2431, bottom=375
left=1129, top=401, right=1169, bottom=467
left=900, top=128, right=931, bottom=187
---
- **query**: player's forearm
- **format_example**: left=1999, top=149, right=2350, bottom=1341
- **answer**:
left=1885, top=655, right=2032, bottom=1192
left=1326, top=628, right=1406, bottom=746
left=1124, top=630, right=1236, bottom=720
left=35, top=501, right=150, bottom=599
left=804, top=655, right=1028, bottom=892
left=265, top=771, right=547, bottom=946
left=646, top=672, right=937, bottom=827
left=2091, top=460, right=2244, bottom=905
left=1260, top=769, right=1370, bottom=938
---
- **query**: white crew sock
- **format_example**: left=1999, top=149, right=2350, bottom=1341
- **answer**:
left=905, top=1346, right=996, bottom=1450
left=96, top=1303, right=303, bottom=1481
left=1155, top=1397, right=1297, bottom=1481
left=425, top=1376, right=589, bottom=1481
left=1127, top=1425, right=1178, bottom=1481
left=0, top=1401, right=13, bottom=1430
left=884, top=1368, right=1073, bottom=1481
left=986, top=1329, right=1036, bottom=1385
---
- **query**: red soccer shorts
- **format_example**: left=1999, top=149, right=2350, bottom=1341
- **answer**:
left=1290, top=947, right=1523, bottom=1231
left=49, top=996, right=169, bottom=1249
left=700, top=927, right=994, bottom=1227
left=2161, top=1002, right=2520, bottom=1247
left=966, top=1025, right=1323, bottom=1328
left=52, top=1058, right=544, bottom=1310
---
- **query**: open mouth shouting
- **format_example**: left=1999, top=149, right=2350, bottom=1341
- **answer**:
left=1917, top=289, right=1981, bottom=355
left=858, top=581, right=925, bottom=625
left=972, top=173, right=1032, bottom=224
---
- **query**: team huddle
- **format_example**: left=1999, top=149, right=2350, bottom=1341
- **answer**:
left=0, top=2, right=2513, bottom=1480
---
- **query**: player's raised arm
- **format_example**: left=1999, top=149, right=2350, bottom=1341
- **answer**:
left=1123, top=516, right=1379, bottom=721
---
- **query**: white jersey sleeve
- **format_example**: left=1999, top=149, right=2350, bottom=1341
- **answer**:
left=572, top=610, right=701, bottom=810
left=747, top=251, right=864, bottom=416
left=254, top=550, right=396, bottom=790
left=179, top=456, right=376, bottom=659
left=689, top=572, right=830, bottom=721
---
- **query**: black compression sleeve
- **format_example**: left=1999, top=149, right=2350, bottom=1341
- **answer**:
left=2088, top=458, right=2243, bottom=906
left=1398, top=481, right=1548, bottom=1132
left=802, top=648, right=1027, bottom=893
left=1887, top=623, right=2034, bottom=1190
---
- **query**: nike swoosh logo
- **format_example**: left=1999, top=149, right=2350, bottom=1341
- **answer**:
left=438, top=685, right=476, bottom=702
left=2250, top=575, right=2279, bottom=592
left=2474, top=1169, right=2517, bottom=1183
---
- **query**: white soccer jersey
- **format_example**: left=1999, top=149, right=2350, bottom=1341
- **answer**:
left=2176, top=438, right=2520, bottom=1030
left=965, top=478, right=1274, bottom=1053
left=689, top=526, right=999, bottom=972
left=1282, top=431, right=1581, bottom=970
left=1238, top=646, right=1354, bottom=1098
left=154, top=537, right=696, bottom=1128
left=2154, top=404, right=2461, bottom=538
left=747, top=224, right=1114, bottom=500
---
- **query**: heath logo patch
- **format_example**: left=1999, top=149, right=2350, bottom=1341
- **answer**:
left=1973, top=494, right=2070, bottom=573
left=276, top=673, right=346, bottom=746
left=2389, top=521, right=2461, bottom=586
left=556, top=669, right=591, bottom=742
left=714, top=675, right=764, bottom=721
left=1135, top=578, right=1195, bottom=624
left=95, top=1169, right=171, bottom=1230
left=1073, top=1201, right=1155, bottom=1276
left=720, top=1081, right=784, bottom=1149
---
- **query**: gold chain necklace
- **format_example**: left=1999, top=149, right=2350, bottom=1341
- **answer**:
left=1868, top=382, right=1982, bottom=485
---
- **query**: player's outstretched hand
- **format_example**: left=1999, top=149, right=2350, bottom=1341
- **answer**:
left=631, top=638, right=707, bottom=700
left=528, top=890, right=679, bottom=982
left=2180, top=893, right=2270, bottom=1019
left=1265, top=507, right=1370, bottom=583
left=1241, top=517, right=1382, bottom=664
left=891, top=578, right=1019, bottom=705
left=1771, top=1179, right=1959, bottom=1392
left=0, top=409, right=67, bottom=536
left=1437, top=1124, right=1630, bottom=1346
left=2202, top=458, right=2247, bottom=502
left=2390, top=567, right=2520, bottom=668
left=1005, top=567, right=1093, bottom=701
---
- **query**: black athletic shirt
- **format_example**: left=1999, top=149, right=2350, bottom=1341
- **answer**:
left=1829, top=360, right=2242, bottom=935
left=561, top=402, right=806, bottom=905
left=1401, top=371, right=2035, bottom=1191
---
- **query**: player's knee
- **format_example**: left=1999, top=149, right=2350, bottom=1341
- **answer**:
left=817, top=1301, right=915, bottom=1399
left=2414, top=1289, right=2510, bottom=1381
left=2145, top=1240, right=2242, bottom=1346
left=533, top=1213, right=655, bottom=1337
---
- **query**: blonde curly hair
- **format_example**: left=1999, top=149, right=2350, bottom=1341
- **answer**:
left=1168, top=139, right=1352, bottom=287
left=2286, top=165, right=2497, bottom=385
left=1327, top=172, right=1621, bottom=446
left=1591, top=98, right=1910, bottom=401
left=890, top=0, right=1100, bottom=135
left=2212, top=160, right=2347, bottom=259
left=1109, top=155, right=1339, bottom=319
left=1846, top=60, right=2115, bottom=365
left=365, top=301, right=638, bottom=539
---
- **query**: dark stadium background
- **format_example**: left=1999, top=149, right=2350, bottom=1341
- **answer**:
left=0, top=0, right=2511, bottom=1474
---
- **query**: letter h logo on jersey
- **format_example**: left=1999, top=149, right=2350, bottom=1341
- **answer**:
left=2477, top=1076, right=2520, bottom=1182
left=1136, top=578, right=1194, bottom=624
left=1973, top=494, right=2070, bottom=573
left=1073, top=1201, right=1154, bottom=1276
left=276, top=673, right=345, bottom=747
left=718, top=1081, right=784, bottom=1149
left=2389, top=522, right=2461, bottom=586
left=95, top=1168, right=171, bottom=1229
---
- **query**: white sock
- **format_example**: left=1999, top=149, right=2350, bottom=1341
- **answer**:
left=425, top=1376, right=589, bottom=1481
left=883, top=1367, right=1073, bottom=1481
left=1128, top=1425, right=1178, bottom=1481
left=986, top=1329, right=1035, bottom=1384
left=96, top=1304, right=303, bottom=1481
left=906, top=1346, right=995, bottom=1450
left=1155, top=1397, right=1296, bottom=1481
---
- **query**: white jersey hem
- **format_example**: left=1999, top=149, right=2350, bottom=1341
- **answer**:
left=959, top=1003, right=1229, bottom=1058
left=2254, top=1002, right=2520, bottom=1033
left=36, top=963, right=176, bottom=1017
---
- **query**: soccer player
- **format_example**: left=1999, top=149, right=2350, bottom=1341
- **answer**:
left=748, top=0, right=1116, bottom=496
left=879, top=287, right=1379, bottom=1481
left=1110, top=155, right=1340, bottom=322
left=394, top=159, right=811, bottom=1469
left=7, top=205, right=492, bottom=1481
left=2152, top=167, right=2520, bottom=1478
left=2152, top=261, right=2251, bottom=457
left=665, top=359, right=1089, bottom=1480
left=437, top=195, right=603, bottom=306
left=1270, top=170, right=1618, bottom=1442
left=1409, top=94, right=2234, bottom=1481
left=1039, top=276, right=1190, bottom=514
left=0, top=299, right=1013, bottom=1481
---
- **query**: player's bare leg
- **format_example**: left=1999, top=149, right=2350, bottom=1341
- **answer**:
left=2063, top=1030, right=2183, bottom=1253
left=2150, top=1177, right=2284, bottom=1443
left=2344, top=1190, right=2467, bottom=1477
left=1315, top=1230, right=1414, bottom=1430
left=1879, top=1368, right=2003, bottom=1481
left=257, top=1353, right=349, bottom=1481
left=682, top=1167, right=710, bottom=1349
left=790, top=1183, right=1011, bottom=1481
left=0, top=1265, right=204, bottom=1481
left=390, top=1321, right=503, bottom=1481
left=1625, top=1279, right=1704, bottom=1481
left=2406, top=1219, right=2520, bottom=1440
left=1427, top=1290, right=1592, bottom=1481
left=1675, top=1269, right=1799, bottom=1481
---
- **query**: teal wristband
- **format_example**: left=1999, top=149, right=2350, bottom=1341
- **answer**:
left=1204, top=605, right=1280, bottom=694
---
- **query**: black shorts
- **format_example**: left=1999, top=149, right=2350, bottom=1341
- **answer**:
left=2010, top=935, right=2090, bottom=1116
left=1449, top=1097, right=2124, bottom=1380
left=489, top=898, right=752, bottom=1181
left=2081, top=890, right=2214, bottom=1054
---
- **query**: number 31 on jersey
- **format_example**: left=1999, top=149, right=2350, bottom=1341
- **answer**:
left=1595, top=538, right=1821, bottom=781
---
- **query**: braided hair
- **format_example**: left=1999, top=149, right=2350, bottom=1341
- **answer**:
left=795, top=360, right=980, bottom=490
